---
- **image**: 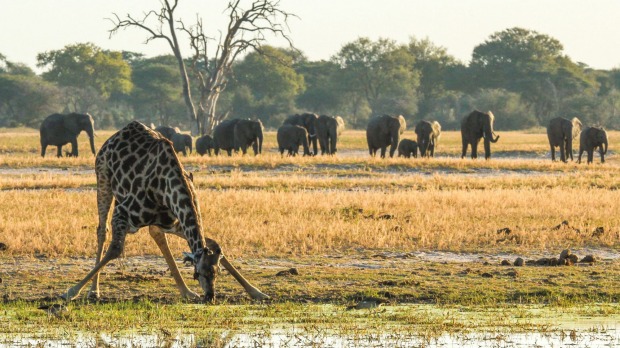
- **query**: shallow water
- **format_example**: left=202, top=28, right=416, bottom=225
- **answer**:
left=2, top=324, right=619, bottom=347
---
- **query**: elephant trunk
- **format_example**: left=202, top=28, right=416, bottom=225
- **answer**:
left=302, top=135, right=310, bottom=156
left=603, top=138, right=608, bottom=154
left=389, top=131, right=400, bottom=158
left=86, top=123, right=96, bottom=155
left=419, top=139, right=428, bottom=157
left=490, top=132, right=500, bottom=143
left=257, top=132, right=263, bottom=155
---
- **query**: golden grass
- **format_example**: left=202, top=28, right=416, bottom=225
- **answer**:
left=0, top=127, right=618, bottom=257
left=0, top=185, right=617, bottom=257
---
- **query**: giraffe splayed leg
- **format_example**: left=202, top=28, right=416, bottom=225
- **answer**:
left=61, top=121, right=268, bottom=303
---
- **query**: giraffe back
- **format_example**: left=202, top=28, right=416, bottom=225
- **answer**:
left=96, top=121, right=205, bottom=251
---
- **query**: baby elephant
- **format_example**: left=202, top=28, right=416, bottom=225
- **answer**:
left=398, top=139, right=418, bottom=158
left=578, top=126, right=608, bottom=164
left=196, top=134, right=214, bottom=156
left=277, top=124, right=311, bottom=156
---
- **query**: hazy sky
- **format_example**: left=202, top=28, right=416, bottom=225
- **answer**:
left=2, top=0, right=619, bottom=71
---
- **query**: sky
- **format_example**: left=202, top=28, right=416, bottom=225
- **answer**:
left=2, top=0, right=620, bottom=72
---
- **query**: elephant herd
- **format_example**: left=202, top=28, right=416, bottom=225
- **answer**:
left=546, top=116, right=608, bottom=164
left=366, top=110, right=497, bottom=160
left=38, top=111, right=608, bottom=164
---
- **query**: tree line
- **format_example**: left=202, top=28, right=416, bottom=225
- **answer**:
left=1, top=27, right=619, bottom=132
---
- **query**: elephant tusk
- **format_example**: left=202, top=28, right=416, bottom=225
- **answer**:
left=309, top=133, right=317, bottom=138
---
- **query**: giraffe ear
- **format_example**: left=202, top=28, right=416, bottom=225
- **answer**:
left=205, top=238, right=222, bottom=255
left=182, top=251, right=196, bottom=264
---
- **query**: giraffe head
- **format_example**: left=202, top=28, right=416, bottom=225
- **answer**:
left=191, top=239, right=222, bottom=303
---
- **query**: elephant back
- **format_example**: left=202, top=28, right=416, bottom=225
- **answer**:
left=155, top=126, right=179, bottom=140
left=213, top=119, right=240, bottom=149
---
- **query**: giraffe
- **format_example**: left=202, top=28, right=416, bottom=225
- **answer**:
left=60, top=121, right=268, bottom=303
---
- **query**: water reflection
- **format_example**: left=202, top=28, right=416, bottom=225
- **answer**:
left=2, top=327, right=619, bottom=348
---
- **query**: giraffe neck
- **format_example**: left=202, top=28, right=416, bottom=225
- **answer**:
left=164, top=167, right=206, bottom=254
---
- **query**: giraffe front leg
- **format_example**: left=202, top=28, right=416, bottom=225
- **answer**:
left=149, top=226, right=200, bottom=300
left=220, top=255, right=269, bottom=300
left=87, top=223, right=108, bottom=300
left=61, top=211, right=127, bottom=301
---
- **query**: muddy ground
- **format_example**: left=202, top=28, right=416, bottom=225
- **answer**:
left=2, top=249, right=619, bottom=306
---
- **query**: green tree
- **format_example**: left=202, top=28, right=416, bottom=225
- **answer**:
left=0, top=58, right=61, bottom=127
left=130, top=55, right=185, bottom=127
left=332, top=38, right=419, bottom=119
left=37, top=43, right=133, bottom=101
left=407, top=37, right=459, bottom=118
left=230, top=46, right=305, bottom=126
left=295, top=59, right=346, bottom=114
left=471, top=27, right=595, bottom=124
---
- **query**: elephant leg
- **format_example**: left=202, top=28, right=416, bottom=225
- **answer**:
left=471, top=142, right=478, bottom=159
left=149, top=226, right=200, bottom=300
left=226, top=149, right=232, bottom=156
left=599, top=148, right=605, bottom=163
left=461, top=139, right=468, bottom=159
left=559, top=142, right=566, bottom=163
left=56, top=146, right=63, bottom=157
left=71, top=139, right=79, bottom=157
left=380, top=147, right=387, bottom=158
left=550, top=144, right=556, bottom=161
left=588, top=150, right=594, bottom=164
left=41, top=144, right=47, bottom=157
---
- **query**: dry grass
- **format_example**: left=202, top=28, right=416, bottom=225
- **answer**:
left=0, top=185, right=617, bottom=257
left=0, top=127, right=618, bottom=257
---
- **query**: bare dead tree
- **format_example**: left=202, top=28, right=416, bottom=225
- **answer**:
left=109, top=0, right=294, bottom=135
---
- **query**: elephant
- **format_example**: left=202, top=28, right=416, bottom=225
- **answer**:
left=277, top=124, right=311, bottom=156
left=366, top=114, right=407, bottom=158
left=415, top=120, right=441, bottom=157
left=155, top=126, right=191, bottom=156
left=154, top=126, right=181, bottom=140
left=213, top=119, right=263, bottom=156
left=578, top=126, right=608, bottom=164
left=316, top=115, right=345, bottom=155
left=195, top=134, right=214, bottom=156
left=171, top=133, right=193, bottom=156
left=546, top=117, right=582, bottom=162
left=397, top=139, right=418, bottom=158
left=283, top=113, right=319, bottom=155
left=460, top=110, right=500, bottom=159
left=40, top=113, right=96, bottom=157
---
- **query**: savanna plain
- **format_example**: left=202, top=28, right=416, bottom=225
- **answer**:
left=1, top=128, right=620, bottom=347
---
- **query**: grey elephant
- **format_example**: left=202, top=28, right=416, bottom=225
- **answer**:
left=40, top=113, right=96, bottom=157
left=578, top=126, right=608, bottom=164
left=155, top=126, right=191, bottom=156
left=154, top=126, right=181, bottom=140
left=283, top=113, right=319, bottom=155
left=546, top=117, right=582, bottom=162
left=460, top=110, right=500, bottom=159
left=195, top=134, right=214, bottom=156
left=366, top=114, right=407, bottom=158
left=213, top=119, right=263, bottom=156
left=316, top=115, right=345, bottom=155
left=277, top=124, right=311, bottom=156
left=171, top=133, right=192, bottom=156
left=398, top=139, right=418, bottom=158
left=415, top=120, right=441, bottom=157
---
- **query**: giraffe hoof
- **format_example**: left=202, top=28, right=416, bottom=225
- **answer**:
left=250, top=291, right=270, bottom=301
left=87, top=291, right=100, bottom=300
left=182, top=291, right=201, bottom=300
